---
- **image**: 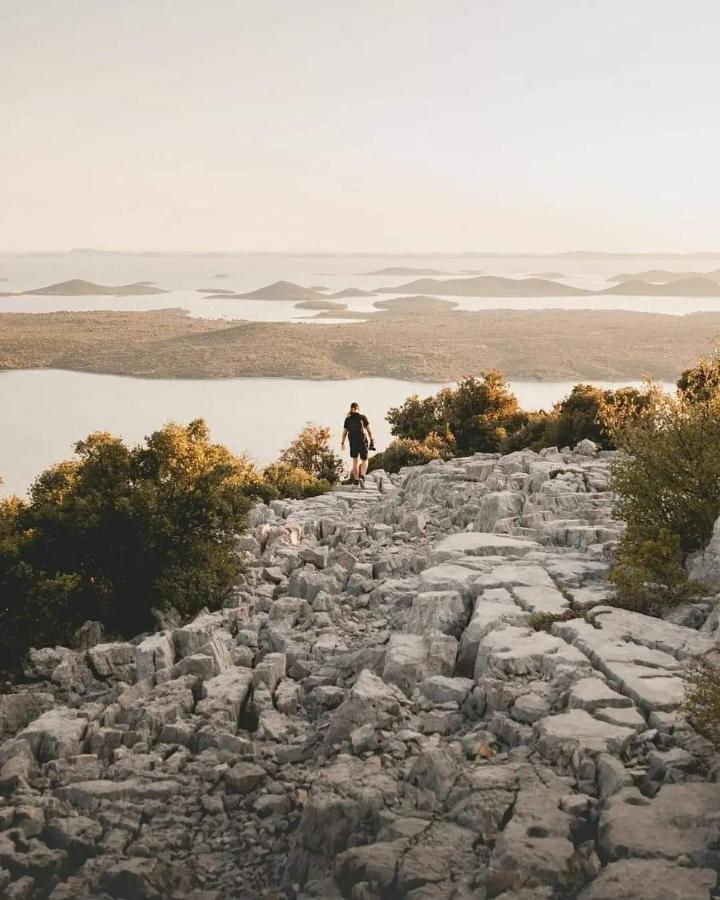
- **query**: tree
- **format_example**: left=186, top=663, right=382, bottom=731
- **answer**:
left=387, top=393, right=448, bottom=442
left=278, top=423, right=344, bottom=484
left=0, top=419, right=257, bottom=675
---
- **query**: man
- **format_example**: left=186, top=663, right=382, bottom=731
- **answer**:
left=341, top=402, right=375, bottom=487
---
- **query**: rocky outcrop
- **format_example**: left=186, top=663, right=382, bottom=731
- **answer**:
left=0, top=445, right=718, bottom=899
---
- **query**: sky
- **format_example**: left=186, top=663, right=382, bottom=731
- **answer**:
left=1, top=0, right=719, bottom=254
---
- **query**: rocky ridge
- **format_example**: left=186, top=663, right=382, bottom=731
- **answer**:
left=1, top=442, right=719, bottom=899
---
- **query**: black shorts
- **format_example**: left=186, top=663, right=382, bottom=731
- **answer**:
left=349, top=435, right=368, bottom=460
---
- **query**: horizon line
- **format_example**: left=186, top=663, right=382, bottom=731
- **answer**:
left=2, top=248, right=720, bottom=259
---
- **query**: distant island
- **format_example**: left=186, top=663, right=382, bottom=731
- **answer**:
left=608, top=269, right=720, bottom=284
left=235, top=280, right=323, bottom=301
left=197, top=288, right=235, bottom=294
left=601, top=277, right=720, bottom=297
left=530, top=271, right=564, bottom=278
left=356, top=267, right=450, bottom=276
left=374, top=275, right=590, bottom=297
left=372, top=296, right=458, bottom=314
left=0, top=278, right=169, bottom=297
left=372, top=273, right=720, bottom=299
left=327, top=288, right=377, bottom=299
left=294, top=299, right=347, bottom=311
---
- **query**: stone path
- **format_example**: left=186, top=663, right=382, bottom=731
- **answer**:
left=1, top=442, right=719, bottom=899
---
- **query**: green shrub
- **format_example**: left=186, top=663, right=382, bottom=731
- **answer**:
left=685, top=658, right=720, bottom=748
left=368, top=433, right=453, bottom=473
left=262, top=462, right=331, bottom=499
left=609, top=527, right=705, bottom=615
left=608, top=395, right=720, bottom=615
left=0, top=419, right=257, bottom=676
left=611, top=396, right=720, bottom=555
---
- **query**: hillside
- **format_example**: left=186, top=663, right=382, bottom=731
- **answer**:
left=1, top=449, right=718, bottom=896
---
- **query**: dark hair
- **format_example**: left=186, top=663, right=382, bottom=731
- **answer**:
left=349, top=402, right=359, bottom=412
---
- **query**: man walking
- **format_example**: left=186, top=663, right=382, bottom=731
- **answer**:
left=341, top=402, right=375, bottom=487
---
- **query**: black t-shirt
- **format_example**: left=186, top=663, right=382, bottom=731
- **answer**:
left=344, top=412, right=369, bottom=437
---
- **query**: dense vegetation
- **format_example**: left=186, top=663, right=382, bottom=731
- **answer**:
left=370, top=370, right=661, bottom=472
left=0, top=419, right=341, bottom=677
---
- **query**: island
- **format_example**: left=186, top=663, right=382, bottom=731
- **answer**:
left=600, top=277, right=720, bottom=297
left=234, top=280, right=324, bottom=301
left=356, top=267, right=450, bottom=276
left=0, top=279, right=169, bottom=297
left=327, top=288, right=377, bottom=299
left=293, top=300, right=348, bottom=311
left=374, top=275, right=591, bottom=297
left=608, top=269, right=720, bottom=284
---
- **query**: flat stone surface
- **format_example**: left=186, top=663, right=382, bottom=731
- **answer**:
left=476, top=626, right=590, bottom=679
left=568, top=677, right=633, bottom=712
left=579, top=859, right=716, bottom=900
left=536, top=709, right=635, bottom=759
left=433, top=532, right=538, bottom=557
left=589, top=606, right=714, bottom=659
left=599, top=784, right=720, bottom=864
left=511, top=584, right=570, bottom=615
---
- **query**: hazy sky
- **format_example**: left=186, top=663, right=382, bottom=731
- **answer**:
left=1, top=0, right=719, bottom=253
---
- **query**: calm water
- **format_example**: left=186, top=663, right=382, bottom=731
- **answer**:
left=0, top=369, right=675, bottom=498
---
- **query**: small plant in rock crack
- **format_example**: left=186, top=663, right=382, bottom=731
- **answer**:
left=528, top=609, right=576, bottom=633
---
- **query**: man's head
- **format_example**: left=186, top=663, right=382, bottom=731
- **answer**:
left=350, top=402, right=359, bottom=412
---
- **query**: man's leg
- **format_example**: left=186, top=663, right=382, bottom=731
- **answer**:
left=360, top=458, right=369, bottom=477
left=351, top=455, right=359, bottom=480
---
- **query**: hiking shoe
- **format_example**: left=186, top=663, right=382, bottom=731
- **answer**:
left=341, top=477, right=356, bottom=486
left=359, top=475, right=366, bottom=489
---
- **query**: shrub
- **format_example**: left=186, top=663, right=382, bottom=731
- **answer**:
left=611, top=396, right=720, bottom=555
left=278, top=423, right=344, bottom=484
left=677, top=353, right=720, bottom=405
left=685, top=658, right=720, bottom=748
left=609, top=527, right=705, bottom=615
left=368, top=433, right=453, bottom=473
left=0, top=419, right=256, bottom=676
left=608, top=395, right=720, bottom=615
left=262, top=462, right=331, bottom=499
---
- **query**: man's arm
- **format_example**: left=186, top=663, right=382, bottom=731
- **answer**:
left=364, top=419, right=374, bottom=441
left=340, top=428, right=348, bottom=450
